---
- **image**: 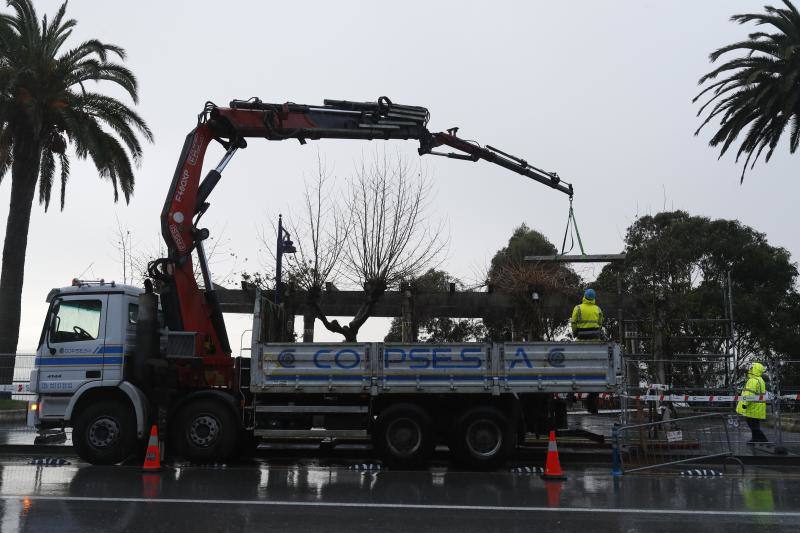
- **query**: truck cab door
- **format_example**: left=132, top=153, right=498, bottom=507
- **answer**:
left=36, top=295, right=109, bottom=395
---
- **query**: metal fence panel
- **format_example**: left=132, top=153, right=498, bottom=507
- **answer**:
left=614, top=413, right=734, bottom=474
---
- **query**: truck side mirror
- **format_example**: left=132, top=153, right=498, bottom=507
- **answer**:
left=46, top=301, right=60, bottom=355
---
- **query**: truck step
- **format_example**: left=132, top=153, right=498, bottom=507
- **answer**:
left=255, top=405, right=368, bottom=414
left=254, top=429, right=368, bottom=438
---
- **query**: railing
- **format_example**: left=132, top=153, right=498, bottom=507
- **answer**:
left=0, top=354, right=34, bottom=399
left=613, top=413, right=735, bottom=474
left=620, top=356, right=800, bottom=454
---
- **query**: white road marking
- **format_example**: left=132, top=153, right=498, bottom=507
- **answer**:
left=0, top=494, right=798, bottom=518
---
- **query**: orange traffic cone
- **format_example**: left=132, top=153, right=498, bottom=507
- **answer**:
left=541, top=430, right=566, bottom=480
left=142, top=424, right=162, bottom=473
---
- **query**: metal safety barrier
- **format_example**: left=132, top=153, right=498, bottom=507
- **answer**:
left=612, top=413, right=735, bottom=474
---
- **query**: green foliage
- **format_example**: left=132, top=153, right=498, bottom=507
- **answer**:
left=694, top=0, right=800, bottom=181
left=384, top=268, right=487, bottom=343
left=0, top=0, right=152, bottom=209
left=489, top=223, right=557, bottom=269
left=486, top=224, right=581, bottom=341
left=596, top=211, right=800, bottom=385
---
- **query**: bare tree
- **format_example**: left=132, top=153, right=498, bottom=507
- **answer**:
left=111, top=222, right=241, bottom=289
left=111, top=215, right=135, bottom=285
left=313, top=151, right=447, bottom=342
left=283, top=156, right=350, bottom=293
left=261, top=155, right=351, bottom=340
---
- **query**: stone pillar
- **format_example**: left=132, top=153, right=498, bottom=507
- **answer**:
left=303, top=312, right=315, bottom=343
left=401, top=285, right=415, bottom=343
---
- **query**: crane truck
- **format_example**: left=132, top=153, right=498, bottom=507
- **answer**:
left=29, top=97, right=621, bottom=468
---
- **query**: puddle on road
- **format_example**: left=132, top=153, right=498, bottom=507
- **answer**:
left=0, top=459, right=796, bottom=532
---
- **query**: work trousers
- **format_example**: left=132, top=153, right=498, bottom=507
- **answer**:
left=745, top=417, right=769, bottom=443
left=575, top=328, right=602, bottom=340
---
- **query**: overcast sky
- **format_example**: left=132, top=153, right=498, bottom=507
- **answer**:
left=2, top=0, right=797, bottom=352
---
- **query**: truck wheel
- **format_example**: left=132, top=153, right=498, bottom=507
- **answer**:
left=450, top=406, right=513, bottom=470
left=171, top=398, right=239, bottom=463
left=372, top=404, right=434, bottom=469
left=72, top=400, right=137, bottom=465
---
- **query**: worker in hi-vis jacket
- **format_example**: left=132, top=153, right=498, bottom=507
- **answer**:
left=736, top=362, right=769, bottom=444
left=570, top=288, right=605, bottom=340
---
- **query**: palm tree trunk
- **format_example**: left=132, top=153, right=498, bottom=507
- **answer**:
left=0, top=144, right=41, bottom=358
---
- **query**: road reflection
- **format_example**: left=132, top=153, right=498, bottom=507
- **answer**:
left=0, top=461, right=794, bottom=532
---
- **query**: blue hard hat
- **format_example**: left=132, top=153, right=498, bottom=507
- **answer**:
left=584, top=288, right=596, bottom=300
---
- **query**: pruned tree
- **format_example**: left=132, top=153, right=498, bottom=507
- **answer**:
left=314, top=151, right=447, bottom=342
left=486, top=224, right=581, bottom=341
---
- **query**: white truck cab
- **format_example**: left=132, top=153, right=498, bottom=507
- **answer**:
left=31, top=280, right=150, bottom=462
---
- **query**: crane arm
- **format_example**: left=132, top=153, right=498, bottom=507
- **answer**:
left=420, top=132, right=573, bottom=197
left=153, top=97, right=574, bottom=386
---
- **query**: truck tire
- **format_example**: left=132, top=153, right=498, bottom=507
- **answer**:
left=72, top=400, right=137, bottom=465
left=171, top=398, right=239, bottom=463
left=372, top=403, right=434, bottom=469
left=450, top=406, right=513, bottom=470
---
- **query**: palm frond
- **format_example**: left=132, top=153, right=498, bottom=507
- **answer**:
left=696, top=0, right=800, bottom=180
left=0, top=126, right=12, bottom=183
left=789, top=115, right=800, bottom=152
left=0, top=0, right=151, bottom=210
left=38, top=148, right=55, bottom=211
left=58, top=152, right=69, bottom=211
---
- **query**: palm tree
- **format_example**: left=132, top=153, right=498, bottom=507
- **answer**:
left=694, top=0, right=800, bottom=182
left=0, top=0, right=152, bottom=354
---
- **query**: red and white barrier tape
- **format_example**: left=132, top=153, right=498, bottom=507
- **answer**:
left=624, top=393, right=773, bottom=402
left=0, top=383, right=31, bottom=393
left=558, top=392, right=800, bottom=402
left=557, top=392, right=617, bottom=400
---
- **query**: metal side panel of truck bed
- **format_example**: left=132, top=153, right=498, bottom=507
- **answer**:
left=255, top=343, right=373, bottom=393
left=250, top=341, right=620, bottom=394
left=500, top=342, right=619, bottom=392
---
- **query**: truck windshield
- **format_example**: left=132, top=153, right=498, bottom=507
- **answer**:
left=51, top=300, right=102, bottom=343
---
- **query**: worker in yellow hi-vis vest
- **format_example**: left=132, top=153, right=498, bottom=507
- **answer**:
left=570, top=288, right=605, bottom=340
left=736, top=362, right=769, bottom=443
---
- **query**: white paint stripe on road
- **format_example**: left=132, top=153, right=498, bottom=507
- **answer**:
left=1, top=494, right=798, bottom=518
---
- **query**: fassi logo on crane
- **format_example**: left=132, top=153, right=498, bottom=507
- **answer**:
left=174, top=170, right=190, bottom=204
left=168, top=133, right=206, bottom=254
left=187, top=133, right=204, bottom=166
left=173, top=132, right=204, bottom=204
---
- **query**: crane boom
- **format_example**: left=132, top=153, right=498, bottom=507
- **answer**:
left=152, top=97, right=574, bottom=388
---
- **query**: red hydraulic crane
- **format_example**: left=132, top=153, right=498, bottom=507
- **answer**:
left=149, top=97, right=574, bottom=389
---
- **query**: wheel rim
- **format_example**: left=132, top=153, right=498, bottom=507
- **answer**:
left=385, top=417, right=423, bottom=457
left=88, top=416, right=121, bottom=449
left=465, top=419, right=503, bottom=458
left=188, top=414, right=221, bottom=448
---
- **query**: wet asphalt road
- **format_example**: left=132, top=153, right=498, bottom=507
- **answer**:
left=0, top=458, right=797, bottom=532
